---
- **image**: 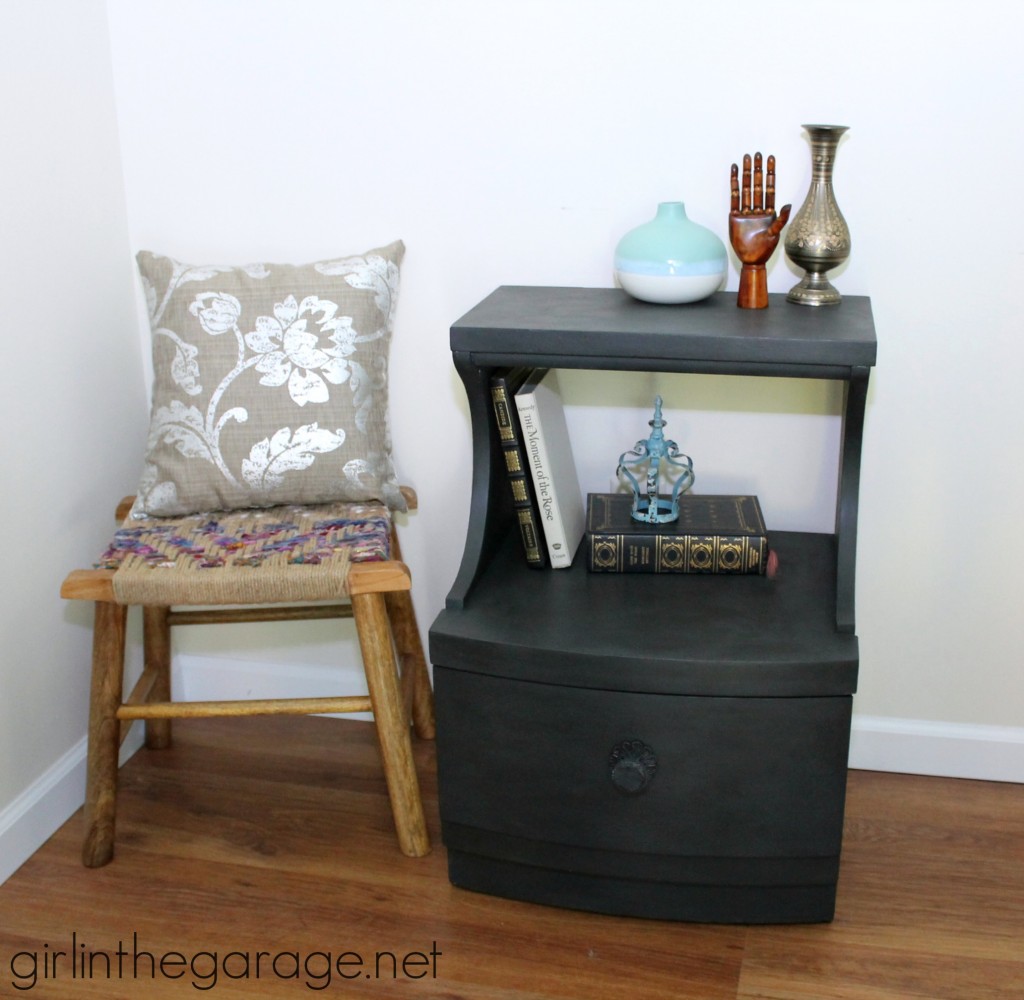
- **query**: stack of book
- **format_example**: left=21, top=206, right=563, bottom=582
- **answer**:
left=489, top=368, right=772, bottom=576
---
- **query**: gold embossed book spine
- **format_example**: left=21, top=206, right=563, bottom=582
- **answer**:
left=585, top=492, right=770, bottom=574
left=490, top=367, right=547, bottom=568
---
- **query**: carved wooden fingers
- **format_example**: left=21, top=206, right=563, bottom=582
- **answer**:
left=729, top=151, right=791, bottom=308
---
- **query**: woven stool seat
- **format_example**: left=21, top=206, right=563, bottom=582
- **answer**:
left=98, top=501, right=393, bottom=606
left=61, top=492, right=434, bottom=867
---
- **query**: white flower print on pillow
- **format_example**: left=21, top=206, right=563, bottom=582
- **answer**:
left=132, top=241, right=406, bottom=517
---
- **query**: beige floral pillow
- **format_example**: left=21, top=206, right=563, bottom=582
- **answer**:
left=132, top=241, right=407, bottom=517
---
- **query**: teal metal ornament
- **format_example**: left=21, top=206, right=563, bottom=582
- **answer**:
left=616, top=396, right=695, bottom=523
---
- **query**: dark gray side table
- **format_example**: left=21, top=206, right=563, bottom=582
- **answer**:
left=428, top=287, right=876, bottom=924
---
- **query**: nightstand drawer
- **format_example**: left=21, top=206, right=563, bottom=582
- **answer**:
left=436, top=668, right=851, bottom=859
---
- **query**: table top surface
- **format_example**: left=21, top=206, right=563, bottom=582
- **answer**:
left=451, top=286, right=876, bottom=370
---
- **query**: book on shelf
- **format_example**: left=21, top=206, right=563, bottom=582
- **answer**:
left=514, top=369, right=585, bottom=569
left=585, top=492, right=771, bottom=575
left=490, top=366, right=547, bottom=568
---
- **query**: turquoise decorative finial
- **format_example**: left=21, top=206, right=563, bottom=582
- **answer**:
left=616, top=396, right=695, bottom=523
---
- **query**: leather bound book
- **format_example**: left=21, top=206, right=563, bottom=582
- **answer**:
left=490, top=367, right=547, bottom=568
left=586, top=492, right=771, bottom=575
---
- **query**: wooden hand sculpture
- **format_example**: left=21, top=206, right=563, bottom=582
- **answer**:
left=729, top=153, right=791, bottom=309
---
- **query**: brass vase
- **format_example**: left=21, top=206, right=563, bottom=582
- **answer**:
left=784, top=124, right=850, bottom=306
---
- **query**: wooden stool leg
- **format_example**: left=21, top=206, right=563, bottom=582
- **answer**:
left=385, top=589, right=435, bottom=741
left=387, top=526, right=434, bottom=740
left=82, top=601, right=127, bottom=868
left=142, top=606, right=172, bottom=749
left=352, top=591, right=430, bottom=857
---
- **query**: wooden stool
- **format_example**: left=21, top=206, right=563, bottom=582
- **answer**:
left=61, top=491, right=434, bottom=867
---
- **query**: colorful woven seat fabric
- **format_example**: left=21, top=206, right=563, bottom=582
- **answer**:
left=97, top=501, right=392, bottom=605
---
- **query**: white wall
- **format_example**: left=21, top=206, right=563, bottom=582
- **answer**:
left=3, top=1, right=1021, bottom=883
left=101, top=0, right=1023, bottom=761
left=0, top=0, right=147, bottom=880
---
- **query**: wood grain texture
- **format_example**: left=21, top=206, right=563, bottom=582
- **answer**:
left=60, top=569, right=116, bottom=601
left=353, top=591, right=431, bottom=857
left=81, top=601, right=127, bottom=868
left=386, top=523, right=436, bottom=740
left=116, top=695, right=374, bottom=719
left=141, top=606, right=172, bottom=749
left=1, top=718, right=1021, bottom=998
left=347, top=560, right=411, bottom=595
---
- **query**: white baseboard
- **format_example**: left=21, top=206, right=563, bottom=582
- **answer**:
left=0, top=738, right=86, bottom=885
left=850, top=715, right=1024, bottom=783
left=0, top=728, right=143, bottom=886
left=0, top=654, right=370, bottom=885
left=178, top=662, right=1024, bottom=783
left=177, top=654, right=373, bottom=722
left=175, top=663, right=1024, bottom=783
left=3, top=694, right=1020, bottom=890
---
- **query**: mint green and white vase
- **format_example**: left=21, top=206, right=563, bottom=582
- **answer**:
left=614, top=201, right=727, bottom=304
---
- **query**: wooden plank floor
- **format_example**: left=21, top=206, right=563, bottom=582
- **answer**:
left=0, top=716, right=1021, bottom=998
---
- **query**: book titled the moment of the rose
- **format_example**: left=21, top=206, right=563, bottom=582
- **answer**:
left=585, top=492, right=771, bottom=575
left=514, top=369, right=585, bottom=569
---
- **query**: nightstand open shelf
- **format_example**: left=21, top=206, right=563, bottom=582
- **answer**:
left=428, top=287, right=876, bottom=923
left=432, top=528, right=857, bottom=696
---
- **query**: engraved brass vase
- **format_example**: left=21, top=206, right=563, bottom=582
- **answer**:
left=784, top=124, right=850, bottom=306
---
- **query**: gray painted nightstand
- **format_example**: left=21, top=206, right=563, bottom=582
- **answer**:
left=429, top=287, right=876, bottom=923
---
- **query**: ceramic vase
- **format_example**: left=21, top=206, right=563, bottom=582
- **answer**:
left=784, top=124, right=851, bottom=306
left=614, top=201, right=727, bottom=305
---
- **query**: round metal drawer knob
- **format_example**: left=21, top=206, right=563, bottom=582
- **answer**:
left=608, top=739, right=658, bottom=794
